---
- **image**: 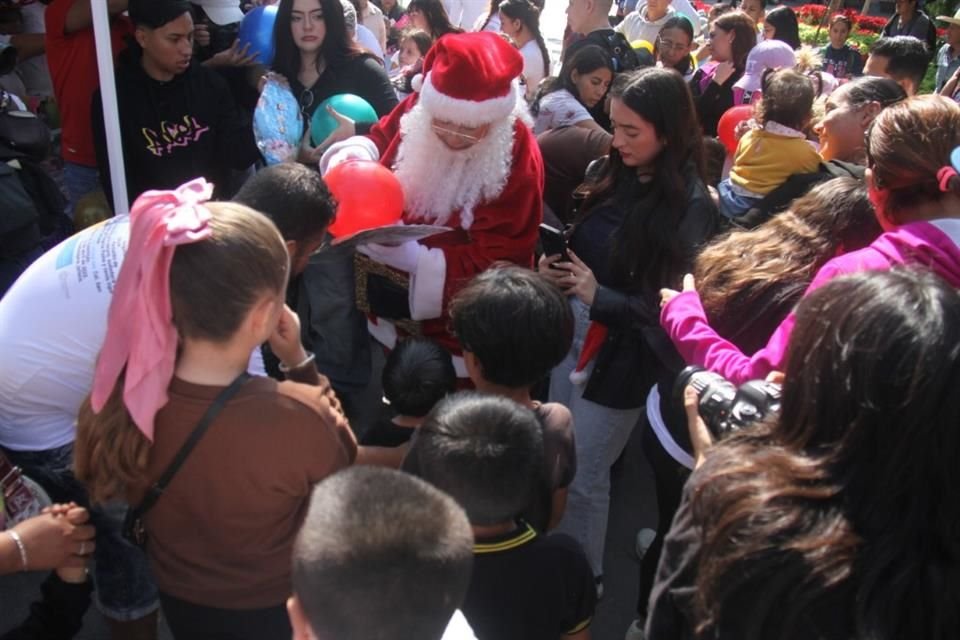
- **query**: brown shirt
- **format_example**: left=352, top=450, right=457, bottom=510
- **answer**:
left=130, top=374, right=357, bottom=610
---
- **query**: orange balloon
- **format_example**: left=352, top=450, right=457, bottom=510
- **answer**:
left=325, top=161, right=405, bottom=237
left=717, top=104, right=754, bottom=155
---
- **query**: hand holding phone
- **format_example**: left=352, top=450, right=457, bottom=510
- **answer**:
left=539, top=223, right=569, bottom=265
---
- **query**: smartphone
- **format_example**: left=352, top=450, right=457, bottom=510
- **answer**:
left=539, top=223, right=569, bottom=264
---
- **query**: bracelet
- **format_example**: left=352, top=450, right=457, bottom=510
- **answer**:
left=7, top=530, right=28, bottom=572
left=279, top=351, right=316, bottom=373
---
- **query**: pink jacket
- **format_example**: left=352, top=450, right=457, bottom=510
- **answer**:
left=661, top=219, right=960, bottom=384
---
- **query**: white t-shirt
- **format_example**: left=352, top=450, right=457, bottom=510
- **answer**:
left=360, top=3, right=387, bottom=51
left=441, top=611, right=478, bottom=640
left=472, top=11, right=500, bottom=32
left=533, top=89, right=592, bottom=135
left=0, top=216, right=265, bottom=452
left=519, top=39, right=546, bottom=102
left=0, top=217, right=130, bottom=451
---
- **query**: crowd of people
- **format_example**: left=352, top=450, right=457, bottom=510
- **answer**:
left=1, top=0, right=959, bottom=639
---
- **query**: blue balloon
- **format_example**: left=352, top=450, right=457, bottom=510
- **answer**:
left=238, top=5, right=278, bottom=66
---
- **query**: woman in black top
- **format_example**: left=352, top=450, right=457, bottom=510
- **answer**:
left=538, top=67, right=719, bottom=583
left=688, top=10, right=755, bottom=136
left=407, top=0, right=463, bottom=40
left=270, top=0, right=397, bottom=161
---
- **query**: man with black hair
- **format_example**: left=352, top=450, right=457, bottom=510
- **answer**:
left=864, top=35, right=930, bottom=96
left=288, top=466, right=476, bottom=640
left=448, top=266, right=577, bottom=532
left=408, top=393, right=596, bottom=640
left=92, top=0, right=259, bottom=206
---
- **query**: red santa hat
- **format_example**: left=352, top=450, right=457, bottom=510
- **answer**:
left=413, top=32, right=524, bottom=128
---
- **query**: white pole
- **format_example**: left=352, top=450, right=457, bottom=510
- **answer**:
left=91, top=0, right=129, bottom=215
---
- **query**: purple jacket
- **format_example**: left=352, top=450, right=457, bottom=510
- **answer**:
left=661, top=219, right=960, bottom=384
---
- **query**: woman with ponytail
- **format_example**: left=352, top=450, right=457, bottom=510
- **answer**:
left=498, top=0, right=550, bottom=100
left=74, top=180, right=357, bottom=639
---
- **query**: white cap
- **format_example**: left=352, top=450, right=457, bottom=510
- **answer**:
left=194, top=0, right=244, bottom=26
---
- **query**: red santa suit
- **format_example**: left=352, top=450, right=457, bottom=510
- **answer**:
left=322, top=32, right=544, bottom=376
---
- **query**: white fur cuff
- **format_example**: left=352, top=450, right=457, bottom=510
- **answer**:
left=408, top=246, right=446, bottom=321
left=318, top=136, right=381, bottom=175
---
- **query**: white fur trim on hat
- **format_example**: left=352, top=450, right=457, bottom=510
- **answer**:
left=417, top=72, right=520, bottom=127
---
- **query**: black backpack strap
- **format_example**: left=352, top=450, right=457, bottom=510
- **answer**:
left=131, top=372, right=251, bottom=519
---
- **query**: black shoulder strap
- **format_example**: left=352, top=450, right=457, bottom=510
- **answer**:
left=132, top=373, right=251, bottom=518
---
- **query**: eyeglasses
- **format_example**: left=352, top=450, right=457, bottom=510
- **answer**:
left=430, top=123, right=484, bottom=144
left=657, top=38, right=688, bottom=52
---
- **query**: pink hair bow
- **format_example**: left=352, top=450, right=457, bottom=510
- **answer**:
left=91, top=179, right=215, bottom=441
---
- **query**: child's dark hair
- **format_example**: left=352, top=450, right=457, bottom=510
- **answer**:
left=450, top=266, right=573, bottom=389
left=382, top=337, right=456, bottom=418
left=411, top=392, right=544, bottom=525
left=830, top=13, right=852, bottom=31
left=532, top=44, right=612, bottom=117
left=499, top=0, right=550, bottom=79
left=401, top=28, right=433, bottom=57
left=702, top=136, right=727, bottom=187
left=757, top=68, right=814, bottom=130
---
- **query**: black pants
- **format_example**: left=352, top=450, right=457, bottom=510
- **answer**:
left=160, top=593, right=291, bottom=640
left=637, top=418, right=690, bottom=618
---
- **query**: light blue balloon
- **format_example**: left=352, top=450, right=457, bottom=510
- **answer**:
left=238, top=5, right=278, bottom=65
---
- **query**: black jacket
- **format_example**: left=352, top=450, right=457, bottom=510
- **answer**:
left=572, top=163, right=720, bottom=409
left=92, top=47, right=259, bottom=205
left=738, top=160, right=865, bottom=229
left=689, top=66, right=743, bottom=137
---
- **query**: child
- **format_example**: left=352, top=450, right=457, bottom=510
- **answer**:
left=391, top=29, right=432, bottom=98
left=732, top=38, right=796, bottom=104
left=361, top=337, right=456, bottom=448
left=531, top=44, right=613, bottom=135
left=821, top=14, right=863, bottom=79
left=656, top=16, right=698, bottom=80
left=718, top=69, right=820, bottom=219
left=448, top=266, right=575, bottom=533
left=407, top=392, right=596, bottom=640
left=74, top=180, right=357, bottom=638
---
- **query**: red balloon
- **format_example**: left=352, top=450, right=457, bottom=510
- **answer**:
left=325, top=161, right=405, bottom=237
left=716, top=105, right=754, bottom=155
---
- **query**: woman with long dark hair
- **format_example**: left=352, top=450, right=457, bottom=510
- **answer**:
left=647, top=268, right=960, bottom=640
left=270, top=0, right=397, bottom=160
left=762, top=5, right=801, bottom=49
left=689, top=10, right=756, bottom=136
left=475, top=0, right=504, bottom=31
left=538, top=67, right=719, bottom=586
left=498, top=0, right=549, bottom=100
left=407, top=0, right=463, bottom=40
left=532, top=44, right=612, bottom=134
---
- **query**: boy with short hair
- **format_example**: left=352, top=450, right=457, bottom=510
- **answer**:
left=449, top=266, right=576, bottom=531
left=408, top=393, right=596, bottom=640
left=288, top=466, right=476, bottom=640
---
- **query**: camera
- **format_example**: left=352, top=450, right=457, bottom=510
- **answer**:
left=675, top=365, right=781, bottom=439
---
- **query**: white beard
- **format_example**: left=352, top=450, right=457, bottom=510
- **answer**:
left=392, top=103, right=517, bottom=229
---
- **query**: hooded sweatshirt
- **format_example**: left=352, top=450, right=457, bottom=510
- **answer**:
left=661, top=218, right=960, bottom=384
left=92, top=47, right=258, bottom=204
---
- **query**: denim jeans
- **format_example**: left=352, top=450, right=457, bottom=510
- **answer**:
left=549, top=297, right=642, bottom=577
left=717, top=179, right=762, bottom=220
left=2, top=443, right=160, bottom=621
left=62, top=162, right=100, bottom=219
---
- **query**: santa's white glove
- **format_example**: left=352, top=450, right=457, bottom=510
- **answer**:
left=318, top=136, right=380, bottom=175
left=358, top=240, right=424, bottom=274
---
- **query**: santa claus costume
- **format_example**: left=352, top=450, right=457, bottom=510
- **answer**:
left=322, top=32, right=544, bottom=376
